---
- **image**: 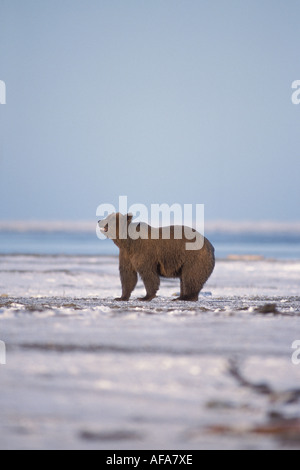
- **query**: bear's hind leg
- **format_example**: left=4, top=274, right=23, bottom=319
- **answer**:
left=174, top=267, right=203, bottom=302
left=139, top=269, right=160, bottom=301
left=175, top=292, right=200, bottom=302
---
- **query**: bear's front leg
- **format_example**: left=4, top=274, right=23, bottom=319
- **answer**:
left=138, top=268, right=160, bottom=301
left=115, top=254, right=138, bottom=301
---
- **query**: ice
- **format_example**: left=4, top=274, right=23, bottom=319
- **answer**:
left=0, top=220, right=95, bottom=232
left=204, top=220, right=300, bottom=235
left=0, top=254, right=300, bottom=450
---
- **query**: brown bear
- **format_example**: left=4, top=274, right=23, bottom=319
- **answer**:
left=98, top=213, right=215, bottom=301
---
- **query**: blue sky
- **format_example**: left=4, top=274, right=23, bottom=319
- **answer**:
left=0, top=0, right=299, bottom=221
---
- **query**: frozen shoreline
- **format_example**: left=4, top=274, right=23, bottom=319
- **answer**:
left=0, top=254, right=299, bottom=299
left=0, top=255, right=300, bottom=450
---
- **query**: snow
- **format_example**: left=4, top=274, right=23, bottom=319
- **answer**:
left=0, top=255, right=300, bottom=450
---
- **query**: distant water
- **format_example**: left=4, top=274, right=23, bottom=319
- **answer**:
left=0, top=229, right=300, bottom=259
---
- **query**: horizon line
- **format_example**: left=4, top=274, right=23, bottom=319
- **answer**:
left=0, top=219, right=300, bottom=234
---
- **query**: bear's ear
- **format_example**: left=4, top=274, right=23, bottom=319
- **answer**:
left=127, top=213, right=133, bottom=224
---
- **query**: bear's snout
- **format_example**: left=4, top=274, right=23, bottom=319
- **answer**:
left=99, top=221, right=109, bottom=233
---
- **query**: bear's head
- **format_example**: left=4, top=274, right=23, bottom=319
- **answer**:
left=98, top=213, right=133, bottom=243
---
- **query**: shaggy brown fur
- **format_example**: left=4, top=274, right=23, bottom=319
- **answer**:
left=98, top=213, right=215, bottom=302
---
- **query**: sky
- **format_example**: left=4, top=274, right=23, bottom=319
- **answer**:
left=0, top=0, right=299, bottom=222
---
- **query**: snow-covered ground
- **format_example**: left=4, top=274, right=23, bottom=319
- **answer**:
left=0, top=255, right=300, bottom=450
